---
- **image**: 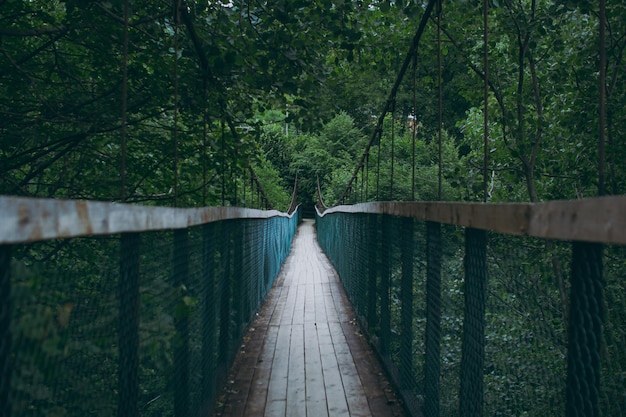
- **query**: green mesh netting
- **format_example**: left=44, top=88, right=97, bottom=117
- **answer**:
left=3, top=212, right=299, bottom=417
left=316, top=210, right=625, bottom=417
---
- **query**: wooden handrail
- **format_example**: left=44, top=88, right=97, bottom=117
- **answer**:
left=0, top=196, right=297, bottom=244
left=316, top=196, right=626, bottom=245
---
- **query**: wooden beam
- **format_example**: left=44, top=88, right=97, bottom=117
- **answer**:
left=318, top=196, right=626, bottom=245
left=0, top=196, right=297, bottom=244
left=3, top=195, right=625, bottom=245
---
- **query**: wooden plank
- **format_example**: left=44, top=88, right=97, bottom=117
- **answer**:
left=219, top=282, right=279, bottom=417
left=318, top=321, right=351, bottom=416
left=305, top=322, right=329, bottom=417
left=264, top=399, right=286, bottom=417
left=329, top=321, right=371, bottom=417
left=339, top=320, right=404, bottom=417
left=315, top=281, right=330, bottom=324
left=304, top=283, right=317, bottom=324
left=264, top=324, right=291, bottom=417
left=286, top=324, right=306, bottom=416
left=269, top=285, right=288, bottom=326
left=243, top=323, right=278, bottom=416
left=291, top=284, right=306, bottom=325
left=279, top=281, right=298, bottom=326
left=329, top=281, right=353, bottom=323
left=321, top=283, right=340, bottom=324
left=529, top=197, right=626, bottom=244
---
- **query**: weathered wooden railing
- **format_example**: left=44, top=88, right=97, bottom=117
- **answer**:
left=316, top=196, right=626, bottom=417
left=0, top=196, right=300, bottom=417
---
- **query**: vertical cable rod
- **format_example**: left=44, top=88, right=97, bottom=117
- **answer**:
left=412, top=53, right=417, bottom=201
left=120, top=0, right=129, bottom=203
left=221, top=120, right=226, bottom=206
left=173, top=0, right=182, bottom=207
left=376, top=130, right=381, bottom=201
left=360, top=165, right=365, bottom=202
left=335, top=0, right=437, bottom=204
left=437, top=0, right=443, bottom=201
left=598, top=0, right=607, bottom=196
left=390, top=100, right=395, bottom=200
left=482, top=0, right=489, bottom=202
left=365, top=153, right=369, bottom=201
left=202, top=82, right=208, bottom=206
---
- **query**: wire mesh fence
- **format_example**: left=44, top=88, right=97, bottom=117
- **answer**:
left=316, top=209, right=625, bottom=417
left=1, top=208, right=300, bottom=417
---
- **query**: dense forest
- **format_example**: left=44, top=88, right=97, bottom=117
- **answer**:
left=2, top=1, right=625, bottom=417
left=2, top=0, right=625, bottom=209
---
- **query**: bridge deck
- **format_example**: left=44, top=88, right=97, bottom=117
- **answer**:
left=216, top=219, right=405, bottom=417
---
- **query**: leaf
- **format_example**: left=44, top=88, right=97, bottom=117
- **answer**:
left=182, top=295, right=198, bottom=307
left=56, top=303, right=74, bottom=328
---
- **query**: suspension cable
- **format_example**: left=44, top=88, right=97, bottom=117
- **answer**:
left=411, top=52, right=417, bottom=201
left=335, top=0, right=437, bottom=205
left=482, top=0, right=489, bottom=203
left=173, top=0, right=182, bottom=207
left=599, top=0, right=607, bottom=196
left=376, top=130, right=381, bottom=201
left=232, top=146, right=237, bottom=205
left=220, top=120, right=226, bottom=206
left=437, top=0, right=443, bottom=201
left=360, top=164, right=365, bottom=202
left=121, top=0, right=129, bottom=203
left=365, top=152, right=369, bottom=200
left=248, top=164, right=274, bottom=210
left=288, top=173, right=299, bottom=214
left=202, top=82, right=208, bottom=206
left=241, top=171, right=248, bottom=207
left=390, top=99, right=396, bottom=200
left=249, top=171, right=254, bottom=208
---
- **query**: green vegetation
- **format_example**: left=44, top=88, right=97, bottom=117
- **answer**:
left=3, top=1, right=624, bottom=208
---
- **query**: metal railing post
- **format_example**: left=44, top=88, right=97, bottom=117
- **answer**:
left=242, top=221, right=252, bottom=321
left=0, top=245, right=12, bottom=417
left=400, top=218, right=414, bottom=389
left=367, top=215, right=378, bottom=331
left=173, top=229, right=190, bottom=417
left=356, top=214, right=367, bottom=317
left=566, top=242, right=604, bottom=417
left=424, top=221, right=442, bottom=417
left=219, top=223, right=231, bottom=364
left=260, top=221, right=269, bottom=299
left=460, top=228, right=487, bottom=417
left=380, top=216, right=392, bottom=355
left=354, top=214, right=367, bottom=317
left=118, top=233, right=140, bottom=417
left=201, top=223, right=216, bottom=414
left=233, top=221, right=244, bottom=338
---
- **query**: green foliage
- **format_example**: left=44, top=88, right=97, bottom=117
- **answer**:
left=0, top=0, right=370, bottom=208
left=11, top=240, right=120, bottom=417
left=320, top=114, right=466, bottom=204
left=251, top=152, right=291, bottom=211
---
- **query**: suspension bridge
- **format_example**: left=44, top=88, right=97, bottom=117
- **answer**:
left=1, top=1, right=625, bottom=417
left=1, top=193, right=625, bottom=417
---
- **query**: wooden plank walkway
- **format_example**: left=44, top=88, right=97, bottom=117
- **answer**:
left=216, top=219, right=405, bottom=417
